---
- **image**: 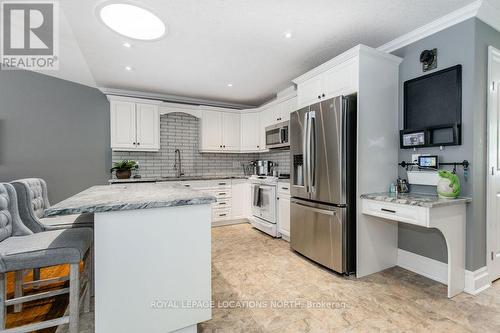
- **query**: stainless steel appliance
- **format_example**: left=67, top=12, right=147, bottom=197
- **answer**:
left=290, top=94, right=357, bottom=274
left=249, top=176, right=278, bottom=237
left=265, top=121, right=289, bottom=149
left=254, top=160, right=274, bottom=176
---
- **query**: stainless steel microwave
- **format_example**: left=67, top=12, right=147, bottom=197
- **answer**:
left=265, top=121, right=289, bottom=149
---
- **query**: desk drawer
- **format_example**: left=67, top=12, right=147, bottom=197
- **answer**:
left=362, top=199, right=428, bottom=227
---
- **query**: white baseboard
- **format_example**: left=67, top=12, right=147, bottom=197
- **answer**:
left=397, top=249, right=491, bottom=295
left=212, top=218, right=249, bottom=227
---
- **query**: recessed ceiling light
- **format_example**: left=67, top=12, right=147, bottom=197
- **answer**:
left=284, top=31, right=293, bottom=39
left=99, top=3, right=166, bottom=41
left=227, top=83, right=233, bottom=87
left=122, top=42, right=132, bottom=48
left=125, top=66, right=133, bottom=71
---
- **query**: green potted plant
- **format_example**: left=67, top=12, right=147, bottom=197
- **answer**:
left=111, top=160, right=138, bottom=179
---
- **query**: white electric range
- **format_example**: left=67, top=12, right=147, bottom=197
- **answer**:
left=249, top=175, right=279, bottom=237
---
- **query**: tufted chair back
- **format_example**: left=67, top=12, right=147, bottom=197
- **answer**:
left=11, top=179, right=51, bottom=233
left=0, top=183, right=33, bottom=241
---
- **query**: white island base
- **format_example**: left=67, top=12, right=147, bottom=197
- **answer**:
left=94, top=204, right=212, bottom=333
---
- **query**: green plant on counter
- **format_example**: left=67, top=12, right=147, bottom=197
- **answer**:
left=110, top=160, right=138, bottom=172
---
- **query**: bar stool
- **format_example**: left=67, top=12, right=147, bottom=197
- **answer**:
left=0, top=183, right=92, bottom=333
left=11, top=178, right=94, bottom=310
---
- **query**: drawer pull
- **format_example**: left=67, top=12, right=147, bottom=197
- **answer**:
left=219, top=192, right=226, bottom=195
left=219, top=214, right=227, bottom=217
left=218, top=183, right=227, bottom=186
left=281, top=187, right=289, bottom=190
left=381, top=208, right=396, bottom=214
left=219, top=202, right=226, bottom=205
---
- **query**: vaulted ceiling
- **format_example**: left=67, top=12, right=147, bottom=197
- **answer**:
left=52, top=0, right=477, bottom=107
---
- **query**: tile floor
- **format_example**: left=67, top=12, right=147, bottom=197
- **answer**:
left=59, top=223, right=500, bottom=333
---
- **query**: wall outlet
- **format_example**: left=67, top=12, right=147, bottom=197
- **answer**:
left=411, top=154, right=421, bottom=163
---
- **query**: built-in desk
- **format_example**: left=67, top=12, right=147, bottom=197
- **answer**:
left=359, top=193, right=471, bottom=298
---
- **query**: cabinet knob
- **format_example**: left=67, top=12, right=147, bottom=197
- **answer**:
left=223, top=145, right=226, bottom=148
left=220, top=145, right=222, bottom=148
left=137, top=142, right=140, bottom=145
left=133, top=142, right=136, bottom=145
left=317, top=95, right=321, bottom=99
left=322, top=93, right=325, bottom=97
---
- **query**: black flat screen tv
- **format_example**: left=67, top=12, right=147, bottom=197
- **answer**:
left=402, top=65, right=462, bottom=148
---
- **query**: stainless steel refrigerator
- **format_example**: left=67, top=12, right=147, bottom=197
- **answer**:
left=290, top=94, right=357, bottom=274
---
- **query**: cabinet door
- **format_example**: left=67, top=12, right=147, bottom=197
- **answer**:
left=240, top=113, right=261, bottom=151
left=322, top=57, right=358, bottom=99
left=110, top=101, right=136, bottom=150
left=200, top=110, right=223, bottom=151
left=231, top=181, right=248, bottom=219
left=279, top=97, right=297, bottom=122
left=259, top=107, right=275, bottom=150
left=222, top=113, right=241, bottom=151
left=297, top=75, right=322, bottom=108
left=278, top=195, right=291, bottom=239
left=136, top=103, right=160, bottom=150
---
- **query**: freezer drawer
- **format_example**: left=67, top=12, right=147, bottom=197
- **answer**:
left=290, top=199, right=345, bottom=273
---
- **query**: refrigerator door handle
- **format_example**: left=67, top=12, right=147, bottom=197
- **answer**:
left=303, top=112, right=310, bottom=193
left=291, top=201, right=335, bottom=216
left=309, top=111, right=316, bottom=192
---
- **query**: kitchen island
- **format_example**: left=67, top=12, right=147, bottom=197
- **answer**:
left=45, top=183, right=216, bottom=333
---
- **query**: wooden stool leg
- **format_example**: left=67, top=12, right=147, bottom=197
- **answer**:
left=83, top=254, right=91, bottom=313
left=14, top=270, right=23, bottom=313
left=69, top=264, right=80, bottom=333
left=0, top=273, right=5, bottom=330
left=32, top=268, right=41, bottom=289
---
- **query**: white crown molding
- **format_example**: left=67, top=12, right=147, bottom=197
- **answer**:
left=99, top=87, right=256, bottom=110
left=292, top=44, right=402, bottom=85
left=397, top=249, right=491, bottom=295
left=476, top=0, right=500, bottom=33
left=377, top=0, right=483, bottom=53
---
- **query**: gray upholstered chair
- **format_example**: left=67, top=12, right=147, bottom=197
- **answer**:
left=11, top=178, right=94, bottom=232
left=11, top=178, right=94, bottom=306
left=0, top=183, right=92, bottom=333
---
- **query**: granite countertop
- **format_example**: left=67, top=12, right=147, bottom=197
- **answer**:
left=108, top=175, right=249, bottom=184
left=360, top=192, right=472, bottom=208
left=45, top=183, right=217, bottom=217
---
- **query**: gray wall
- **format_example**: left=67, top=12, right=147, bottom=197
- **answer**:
left=392, top=18, right=500, bottom=271
left=112, top=112, right=290, bottom=178
left=0, top=70, right=110, bottom=203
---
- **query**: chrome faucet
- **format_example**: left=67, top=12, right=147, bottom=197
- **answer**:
left=174, top=149, right=183, bottom=178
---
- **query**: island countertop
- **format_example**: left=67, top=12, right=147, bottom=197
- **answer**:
left=44, top=183, right=217, bottom=217
left=360, top=192, right=471, bottom=208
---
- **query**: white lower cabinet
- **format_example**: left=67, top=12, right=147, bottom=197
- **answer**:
left=231, top=180, right=250, bottom=219
left=277, top=182, right=291, bottom=240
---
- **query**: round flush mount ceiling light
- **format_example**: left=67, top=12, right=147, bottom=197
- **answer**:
left=98, top=3, right=166, bottom=41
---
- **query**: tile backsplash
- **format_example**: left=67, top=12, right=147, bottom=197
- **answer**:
left=112, top=113, right=290, bottom=178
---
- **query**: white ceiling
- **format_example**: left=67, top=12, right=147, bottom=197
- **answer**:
left=58, top=0, right=476, bottom=106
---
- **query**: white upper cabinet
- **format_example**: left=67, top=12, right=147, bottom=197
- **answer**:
left=240, top=112, right=261, bottom=151
left=295, top=55, right=358, bottom=109
left=199, top=110, right=241, bottom=152
left=322, top=57, right=358, bottom=99
left=110, top=101, right=136, bottom=149
left=136, top=103, right=160, bottom=150
left=297, top=75, right=323, bottom=108
left=200, top=110, right=223, bottom=151
left=110, top=98, right=160, bottom=151
left=222, top=112, right=241, bottom=151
